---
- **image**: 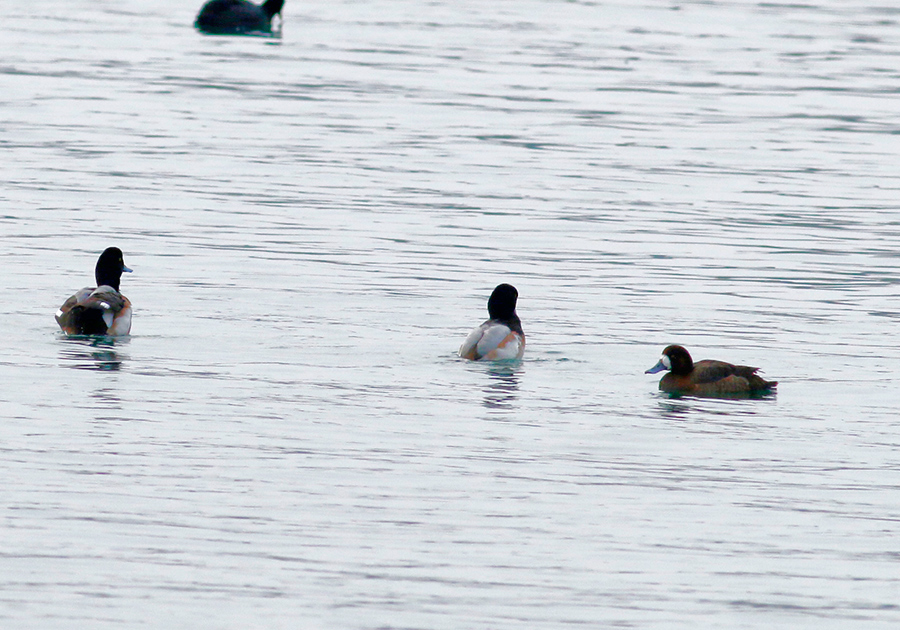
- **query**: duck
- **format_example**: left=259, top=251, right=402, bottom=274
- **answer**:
left=56, top=247, right=133, bottom=337
left=459, top=284, right=525, bottom=361
left=645, top=345, right=776, bottom=397
left=194, top=0, right=284, bottom=35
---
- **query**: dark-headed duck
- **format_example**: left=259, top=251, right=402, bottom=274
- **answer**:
left=646, top=345, right=776, bottom=397
left=195, top=0, right=284, bottom=35
left=459, top=284, right=525, bottom=361
left=56, top=247, right=133, bottom=337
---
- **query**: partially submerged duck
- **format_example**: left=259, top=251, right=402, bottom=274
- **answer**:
left=459, top=284, right=525, bottom=361
left=56, top=248, right=133, bottom=337
left=195, top=0, right=284, bottom=35
left=646, top=345, right=776, bottom=397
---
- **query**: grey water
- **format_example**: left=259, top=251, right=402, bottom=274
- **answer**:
left=2, top=0, right=900, bottom=627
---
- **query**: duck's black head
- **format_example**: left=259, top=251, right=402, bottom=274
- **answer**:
left=95, top=247, right=132, bottom=291
left=487, top=283, right=518, bottom=321
left=261, top=0, right=284, bottom=18
left=646, top=345, right=694, bottom=375
left=662, top=345, right=694, bottom=375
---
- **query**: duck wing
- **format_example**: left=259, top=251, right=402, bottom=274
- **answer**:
left=57, top=287, right=94, bottom=316
left=459, top=320, right=490, bottom=360
left=691, top=359, right=755, bottom=384
left=459, top=321, right=523, bottom=361
left=56, top=286, right=128, bottom=335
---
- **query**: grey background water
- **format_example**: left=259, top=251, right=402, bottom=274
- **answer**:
left=2, top=0, right=899, bottom=627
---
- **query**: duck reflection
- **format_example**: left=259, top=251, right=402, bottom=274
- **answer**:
left=657, top=399, right=692, bottom=420
left=656, top=396, right=770, bottom=426
left=90, top=387, right=123, bottom=412
left=59, top=336, right=127, bottom=371
left=482, top=363, right=521, bottom=410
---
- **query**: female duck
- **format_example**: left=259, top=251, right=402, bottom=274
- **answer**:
left=195, top=0, right=284, bottom=35
left=646, top=345, right=776, bottom=396
left=459, top=284, right=525, bottom=361
left=56, top=247, right=133, bottom=337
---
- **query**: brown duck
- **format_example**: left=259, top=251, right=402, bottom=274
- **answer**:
left=646, top=345, right=776, bottom=397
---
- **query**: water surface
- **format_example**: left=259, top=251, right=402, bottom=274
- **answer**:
left=2, top=0, right=900, bottom=627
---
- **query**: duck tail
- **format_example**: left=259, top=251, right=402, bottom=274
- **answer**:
left=67, top=305, right=109, bottom=335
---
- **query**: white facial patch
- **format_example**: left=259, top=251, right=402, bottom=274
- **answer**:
left=660, top=354, right=671, bottom=370
left=100, top=302, right=111, bottom=309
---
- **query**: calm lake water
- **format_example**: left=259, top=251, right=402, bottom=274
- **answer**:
left=2, top=0, right=900, bottom=627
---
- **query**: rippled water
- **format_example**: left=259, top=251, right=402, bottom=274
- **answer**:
left=2, top=0, right=900, bottom=627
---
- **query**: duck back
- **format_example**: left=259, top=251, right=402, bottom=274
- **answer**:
left=195, top=0, right=283, bottom=34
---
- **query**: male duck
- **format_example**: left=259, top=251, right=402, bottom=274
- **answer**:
left=56, top=247, right=133, bottom=337
left=195, top=0, right=284, bottom=35
left=646, top=345, right=776, bottom=397
left=459, top=284, right=525, bottom=361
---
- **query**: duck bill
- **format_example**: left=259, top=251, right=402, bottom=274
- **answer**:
left=645, top=360, right=667, bottom=374
left=122, top=266, right=133, bottom=273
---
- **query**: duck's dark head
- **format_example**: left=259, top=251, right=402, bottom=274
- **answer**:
left=487, top=283, right=518, bottom=320
left=95, top=247, right=132, bottom=291
left=646, top=345, right=693, bottom=375
left=262, top=0, right=284, bottom=18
